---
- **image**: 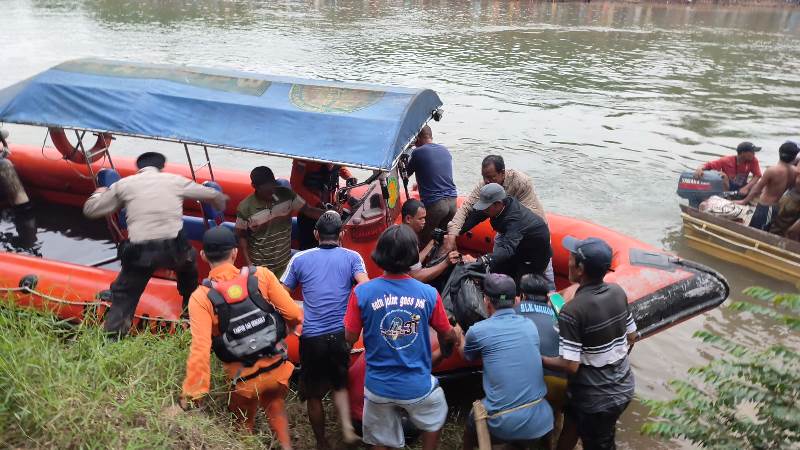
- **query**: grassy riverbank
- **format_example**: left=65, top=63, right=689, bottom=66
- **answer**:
left=0, top=302, right=463, bottom=449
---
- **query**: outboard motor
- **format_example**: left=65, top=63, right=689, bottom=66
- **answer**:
left=676, top=171, right=725, bottom=208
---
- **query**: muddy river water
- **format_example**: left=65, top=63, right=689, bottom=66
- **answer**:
left=3, top=0, right=800, bottom=447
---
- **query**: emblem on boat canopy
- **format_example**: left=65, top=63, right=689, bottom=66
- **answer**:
left=289, top=85, right=384, bottom=114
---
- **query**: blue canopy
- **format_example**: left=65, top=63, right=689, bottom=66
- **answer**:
left=0, top=59, right=443, bottom=170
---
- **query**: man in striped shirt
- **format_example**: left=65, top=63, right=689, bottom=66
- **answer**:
left=542, top=236, right=637, bottom=450
left=236, top=166, right=322, bottom=278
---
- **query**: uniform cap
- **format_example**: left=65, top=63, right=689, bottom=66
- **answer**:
left=483, top=273, right=516, bottom=301
left=202, top=226, right=237, bottom=253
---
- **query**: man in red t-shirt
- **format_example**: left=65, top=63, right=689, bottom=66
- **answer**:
left=694, top=141, right=762, bottom=194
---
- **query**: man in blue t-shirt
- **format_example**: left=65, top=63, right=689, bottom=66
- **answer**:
left=281, top=211, right=368, bottom=449
left=405, top=125, right=458, bottom=247
left=461, top=273, right=554, bottom=449
left=345, top=224, right=460, bottom=450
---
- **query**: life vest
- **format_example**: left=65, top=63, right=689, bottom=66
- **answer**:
left=203, top=266, right=287, bottom=366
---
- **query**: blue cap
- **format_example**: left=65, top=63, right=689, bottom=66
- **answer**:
left=562, top=236, right=614, bottom=273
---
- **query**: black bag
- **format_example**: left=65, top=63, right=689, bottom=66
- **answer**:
left=441, top=264, right=487, bottom=332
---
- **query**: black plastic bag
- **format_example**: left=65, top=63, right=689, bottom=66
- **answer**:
left=441, top=264, right=487, bottom=332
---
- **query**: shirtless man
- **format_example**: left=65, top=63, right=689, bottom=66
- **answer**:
left=736, top=142, right=799, bottom=231
left=770, top=169, right=800, bottom=239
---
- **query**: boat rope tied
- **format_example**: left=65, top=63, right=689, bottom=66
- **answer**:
left=0, top=280, right=188, bottom=324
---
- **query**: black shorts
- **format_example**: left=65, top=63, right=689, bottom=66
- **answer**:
left=299, top=330, right=350, bottom=399
left=566, top=400, right=630, bottom=450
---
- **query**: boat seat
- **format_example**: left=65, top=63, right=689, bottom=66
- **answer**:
left=182, top=216, right=235, bottom=242
left=95, top=168, right=127, bottom=229
left=200, top=180, right=225, bottom=224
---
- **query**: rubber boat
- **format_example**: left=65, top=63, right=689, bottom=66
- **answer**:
left=0, top=59, right=729, bottom=374
left=676, top=172, right=800, bottom=289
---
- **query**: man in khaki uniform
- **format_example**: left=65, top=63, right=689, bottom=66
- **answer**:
left=84, top=152, right=227, bottom=338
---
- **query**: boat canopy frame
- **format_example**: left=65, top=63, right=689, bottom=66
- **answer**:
left=0, top=58, right=445, bottom=172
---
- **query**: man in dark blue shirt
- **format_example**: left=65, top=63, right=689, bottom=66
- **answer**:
left=406, top=125, right=458, bottom=247
left=517, top=274, right=568, bottom=426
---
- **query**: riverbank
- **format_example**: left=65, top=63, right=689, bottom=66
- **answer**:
left=0, top=301, right=463, bottom=449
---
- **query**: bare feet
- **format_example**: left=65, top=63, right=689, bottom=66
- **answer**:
left=342, top=424, right=360, bottom=445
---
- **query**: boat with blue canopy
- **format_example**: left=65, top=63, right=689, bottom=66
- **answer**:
left=0, top=59, right=728, bottom=374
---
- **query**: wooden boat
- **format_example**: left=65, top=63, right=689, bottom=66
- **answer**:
left=680, top=204, right=800, bottom=289
left=0, top=59, right=730, bottom=375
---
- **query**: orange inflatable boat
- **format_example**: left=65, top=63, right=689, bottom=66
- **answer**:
left=1, top=144, right=729, bottom=373
left=0, top=60, right=729, bottom=375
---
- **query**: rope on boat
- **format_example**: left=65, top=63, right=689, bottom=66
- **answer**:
left=0, top=285, right=188, bottom=324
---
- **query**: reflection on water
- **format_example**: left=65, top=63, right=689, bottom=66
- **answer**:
left=3, top=0, right=800, bottom=447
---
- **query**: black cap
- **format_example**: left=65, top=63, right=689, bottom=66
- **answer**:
left=250, top=166, right=276, bottom=187
left=315, top=211, right=343, bottom=235
left=779, top=141, right=799, bottom=157
left=483, top=273, right=516, bottom=302
left=736, top=142, right=761, bottom=153
left=562, top=236, right=614, bottom=273
left=202, top=226, right=237, bottom=253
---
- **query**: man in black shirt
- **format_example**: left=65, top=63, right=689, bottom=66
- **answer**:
left=460, top=183, right=552, bottom=284
left=541, top=236, right=637, bottom=450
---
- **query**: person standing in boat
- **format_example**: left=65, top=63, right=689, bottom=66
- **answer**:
left=83, top=151, right=227, bottom=339
left=736, top=141, right=799, bottom=231
left=402, top=125, right=458, bottom=247
left=444, top=154, right=554, bottom=287
left=542, top=236, right=637, bottom=450
left=280, top=211, right=368, bottom=449
left=290, top=159, right=356, bottom=250
left=236, top=166, right=323, bottom=278
left=180, top=226, right=302, bottom=450
left=693, top=141, right=762, bottom=195
left=457, top=183, right=552, bottom=286
left=770, top=169, right=800, bottom=240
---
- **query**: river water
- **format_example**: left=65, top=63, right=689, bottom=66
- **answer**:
left=3, top=0, right=800, bottom=447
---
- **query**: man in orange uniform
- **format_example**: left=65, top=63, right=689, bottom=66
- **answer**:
left=181, top=226, right=302, bottom=450
left=291, top=159, right=356, bottom=250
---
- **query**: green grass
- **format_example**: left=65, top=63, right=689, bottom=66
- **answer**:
left=0, top=301, right=466, bottom=449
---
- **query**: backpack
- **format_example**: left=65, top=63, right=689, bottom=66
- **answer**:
left=203, top=266, right=287, bottom=366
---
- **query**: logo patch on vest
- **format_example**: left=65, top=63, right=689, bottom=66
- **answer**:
left=227, top=285, right=244, bottom=300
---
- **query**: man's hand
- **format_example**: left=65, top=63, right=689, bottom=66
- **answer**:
left=93, top=187, right=109, bottom=195
left=443, top=234, right=457, bottom=252
left=734, top=199, right=748, bottom=205
left=693, top=168, right=704, bottom=179
left=447, top=251, right=462, bottom=265
left=461, top=254, right=477, bottom=264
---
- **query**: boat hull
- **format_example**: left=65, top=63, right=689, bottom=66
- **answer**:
left=680, top=204, right=800, bottom=289
left=1, top=145, right=730, bottom=373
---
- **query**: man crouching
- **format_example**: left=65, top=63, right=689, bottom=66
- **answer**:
left=180, top=227, right=302, bottom=450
